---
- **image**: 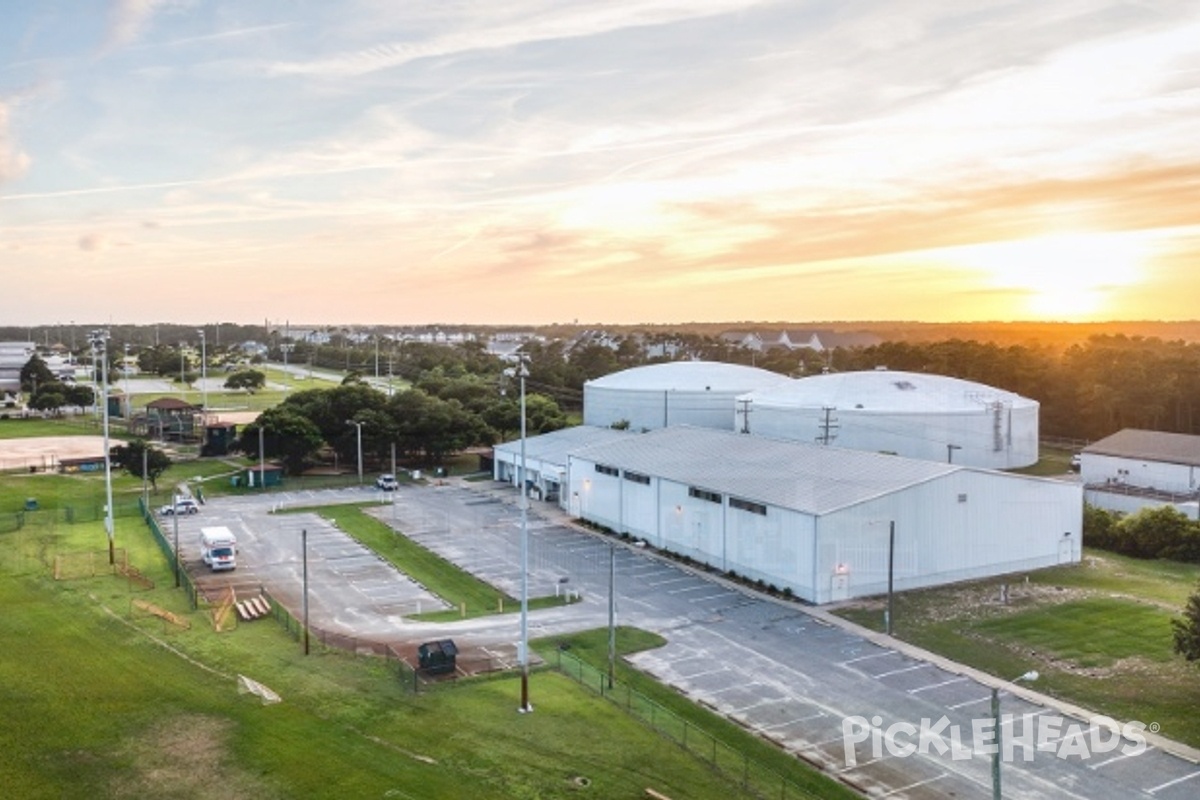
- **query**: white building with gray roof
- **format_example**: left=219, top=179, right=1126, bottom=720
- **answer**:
left=1081, top=429, right=1200, bottom=520
left=565, top=426, right=1080, bottom=603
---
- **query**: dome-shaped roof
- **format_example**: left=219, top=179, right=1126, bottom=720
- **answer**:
left=746, top=370, right=1037, bottom=412
left=586, top=361, right=794, bottom=392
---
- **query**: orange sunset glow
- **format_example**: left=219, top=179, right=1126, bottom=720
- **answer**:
left=2, top=3, right=1200, bottom=325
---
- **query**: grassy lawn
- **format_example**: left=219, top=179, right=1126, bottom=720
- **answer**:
left=833, top=550, right=1200, bottom=747
left=292, top=503, right=576, bottom=620
left=0, top=500, right=830, bottom=799
left=1010, top=444, right=1078, bottom=477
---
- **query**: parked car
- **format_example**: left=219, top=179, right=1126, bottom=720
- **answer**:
left=375, top=474, right=399, bottom=491
left=1070, top=454, right=1081, bottom=472
left=160, top=498, right=199, bottom=516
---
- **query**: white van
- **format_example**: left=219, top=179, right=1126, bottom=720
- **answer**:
left=199, top=526, right=238, bottom=571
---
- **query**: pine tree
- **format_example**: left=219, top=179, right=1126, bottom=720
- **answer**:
left=1173, top=584, right=1200, bottom=662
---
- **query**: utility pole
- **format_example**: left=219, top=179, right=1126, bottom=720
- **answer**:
left=173, top=500, right=181, bottom=588
left=302, top=528, right=310, bottom=655
left=887, top=521, right=895, bottom=636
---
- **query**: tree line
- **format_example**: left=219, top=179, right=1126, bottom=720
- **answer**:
left=233, top=373, right=568, bottom=474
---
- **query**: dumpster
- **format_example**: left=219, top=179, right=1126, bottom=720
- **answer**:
left=417, top=639, right=458, bottom=675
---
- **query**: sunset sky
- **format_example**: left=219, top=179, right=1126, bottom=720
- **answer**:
left=3, top=1, right=1200, bottom=327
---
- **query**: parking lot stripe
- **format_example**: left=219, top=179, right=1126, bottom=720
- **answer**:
left=879, top=773, right=947, bottom=797
left=841, top=651, right=894, bottom=665
left=667, top=584, right=712, bottom=595
left=692, top=591, right=736, bottom=602
left=647, top=576, right=692, bottom=587
left=872, top=664, right=928, bottom=679
left=907, top=676, right=969, bottom=694
left=1088, top=745, right=1154, bottom=770
left=1148, top=768, right=1200, bottom=795
left=947, top=695, right=992, bottom=710
left=759, top=711, right=825, bottom=730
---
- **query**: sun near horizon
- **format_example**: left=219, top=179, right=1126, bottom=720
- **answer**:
left=923, top=231, right=1157, bottom=322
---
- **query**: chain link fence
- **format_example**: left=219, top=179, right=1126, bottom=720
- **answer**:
left=552, top=648, right=828, bottom=800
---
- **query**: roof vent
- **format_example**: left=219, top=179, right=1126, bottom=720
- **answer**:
left=893, top=381, right=916, bottom=391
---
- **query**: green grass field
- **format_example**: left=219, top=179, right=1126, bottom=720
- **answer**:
left=0, top=514, right=853, bottom=799
left=833, top=550, right=1200, bottom=747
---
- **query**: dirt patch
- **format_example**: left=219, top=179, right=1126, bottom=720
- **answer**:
left=0, top=435, right=106, bottom=471
left=842, top=579, right=1088, bottom=624
left=109, top=714, right=279, bottom=800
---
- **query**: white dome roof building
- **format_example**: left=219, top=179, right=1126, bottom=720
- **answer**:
left=584, top=361, right=794, bottom=432
left=740, top=369, right=1039, bottom=469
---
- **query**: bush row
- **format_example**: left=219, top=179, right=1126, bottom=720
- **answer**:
left=1084, top=504, right=1200, bottom=562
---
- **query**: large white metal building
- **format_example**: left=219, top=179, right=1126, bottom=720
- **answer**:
left=738, top=369, right=1039, bottom=469
left=583, top=361, right=794, bottom=432
left=565, top=426, right=1080, bottom=604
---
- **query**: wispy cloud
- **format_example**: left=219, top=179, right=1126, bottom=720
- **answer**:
left=103, top=0, right=171, bottom=53
left=0, top=100, right=31, bottom=185
left=268, top=0, right=760, bottom=78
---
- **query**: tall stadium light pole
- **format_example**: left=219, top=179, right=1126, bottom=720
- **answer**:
left=346, top=419, right=365, bottom=484
left=280, top=343, right=294, bottom=392
left=993, top=671, right=1039, bottom=800
left=517, top=354, right=532, bottom=713
left=122, top=343, right=130, bottom=417
left=90, top=330, right=116, bottom=565
left=198, top=328, right=207, bottom=412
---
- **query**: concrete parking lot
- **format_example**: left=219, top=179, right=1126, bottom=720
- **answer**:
left=170, top=479, right=1200, bottom=799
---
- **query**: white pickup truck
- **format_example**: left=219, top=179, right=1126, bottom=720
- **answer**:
left=199, top=526, right=238, bottom=571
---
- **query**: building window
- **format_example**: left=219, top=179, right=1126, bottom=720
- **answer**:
left=730, top=497, right=767, bottom=516
left=958, top=493, right=968, bottom=503
left=595, top=464, right=618, bottom=477
left=688, top=487, right=722, bottom=504
left=624, top=470, right=650, bottom=485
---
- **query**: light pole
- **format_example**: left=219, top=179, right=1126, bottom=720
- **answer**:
left=886, top=520, right=895, bottom=635
left=346, top=419, right=365, bottom=484
left=993, top=670, right=1038, bottom=800
left=280, top=343, right=294, bottom=391
left=197, top=328, right=208, bottom=413
left=947, top=443, right=962, bottom=463
left=515, top=355, right=531, bottom=712
left=89, top=330, right=116, bottom=565
left=122, top=343, right=130, bottom=417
